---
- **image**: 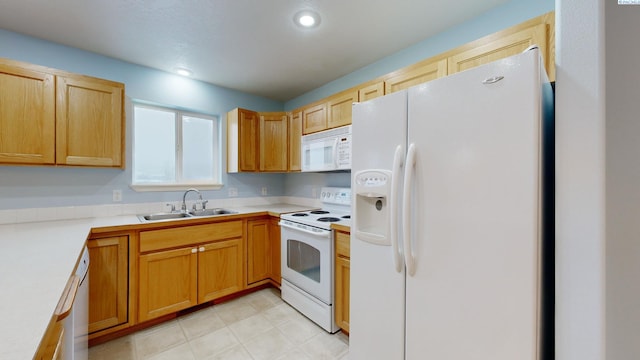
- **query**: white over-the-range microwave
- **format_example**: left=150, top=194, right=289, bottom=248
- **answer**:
left=301, top=125, right=351, bottom=172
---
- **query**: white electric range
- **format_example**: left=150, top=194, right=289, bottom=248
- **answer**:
left=279, top=187, right=351, bottom=333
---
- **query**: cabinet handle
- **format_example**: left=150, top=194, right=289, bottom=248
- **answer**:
left=191, top=248, right=197, bottom=253
left=199, top=246, right=205, bottom=252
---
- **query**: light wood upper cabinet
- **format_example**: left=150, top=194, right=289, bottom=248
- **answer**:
left=302, top=102, right=327, bottom=134
left=327, top=89, right=358, bottom=129
left=259, top=112, right=288, bottom=172
left=88, top=236, right=129, bottom=334
left=56, top=74, right=124, bottom=167
left=385, top=58, right=448, bottom=94
left=448, top=22, right=548, bottom=76
left=288, top=110, right=302, bottom=172
left=0, top=58, right=125, bottom=168
left=358, top=81, right=384, bottom=102
left=227, top=108, right=260, bottom=172
left=0, top=62, right=55, bottom=165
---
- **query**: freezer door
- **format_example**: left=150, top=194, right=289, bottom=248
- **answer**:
left=404, top=50, right=543, bottom=359
left=350, top=90, right=407, bottom=360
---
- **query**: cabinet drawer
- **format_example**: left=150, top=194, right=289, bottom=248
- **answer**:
left=140, top=220, right=243, bottom=253
left=335, top=231, right=350, bottom=258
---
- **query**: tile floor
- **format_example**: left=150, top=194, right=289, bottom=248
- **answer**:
left=88, top=288, right=349, bottom=360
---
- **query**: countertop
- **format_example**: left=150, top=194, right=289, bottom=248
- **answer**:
left=0, top=203, right=313, bottom=359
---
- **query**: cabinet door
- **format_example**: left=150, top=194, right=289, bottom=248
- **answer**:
left=88, top=236, right=128, bottom=334
left=447, top=23, right=548, bottom=75
left=269, top=217, right=282, bottom=285
left=198, top=238, right=244, bottom=303
left=335, top=255, right=350, bottom=333
left=335, top=230, right=350, bottom=332
left=238, top=109, right=260, bottom=172
left=139, top=247, right=198, bottom=322
left=288, top=110, right=302, bottom=172
left=327, top=90, right=358, bottom=129
left=247, top=219, right=270, bottom=284
left=259, top=112, right=288, bottom=172
left=56, top=75, right=124, bottom=167
left=302, top=103, right=327, bottom=134
left=0, top=62, right=55, bottom=164
left=358, top=81, right=384, bottom=102
left=385, top=58, right=447, bottom=94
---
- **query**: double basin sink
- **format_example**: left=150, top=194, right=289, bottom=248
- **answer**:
left=137, top=208, right=237, bottom=222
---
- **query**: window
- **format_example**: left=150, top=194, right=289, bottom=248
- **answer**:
left=131, top=103, right=222, bottom=191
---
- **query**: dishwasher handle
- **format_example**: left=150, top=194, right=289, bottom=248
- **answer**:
left=54, top=275, right=80, bottom=321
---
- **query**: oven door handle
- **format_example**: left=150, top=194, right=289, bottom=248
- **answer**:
left=279, top=221, right=332, bottom=238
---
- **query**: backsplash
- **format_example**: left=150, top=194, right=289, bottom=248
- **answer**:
left=0, top=196, right=321, bottom=225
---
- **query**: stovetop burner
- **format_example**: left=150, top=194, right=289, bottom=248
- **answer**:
left=317, top=217, right=341, bottom=222
left=310, top=210, right=330, bottom=215
left=291, top=213, right=309, bottom=217
left=341, top=215, right=350, bottom=219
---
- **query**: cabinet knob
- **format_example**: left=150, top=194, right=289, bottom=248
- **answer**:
left=191, top=248, right=197, bottom=253
left=199, top=246, right=205, bottom=252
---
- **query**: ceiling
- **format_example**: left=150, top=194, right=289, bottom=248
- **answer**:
left=0, top=0, right=509, bottom=101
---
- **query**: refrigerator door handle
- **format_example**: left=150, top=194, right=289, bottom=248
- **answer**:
left=390, top=144, right=404, bottom=273
left=402, top=143, right=417, bottom=276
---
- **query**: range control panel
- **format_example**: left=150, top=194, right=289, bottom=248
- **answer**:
left=320, top=187, right=352, bottom=206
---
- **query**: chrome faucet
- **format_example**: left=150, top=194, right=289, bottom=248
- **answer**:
left=181, top=188, right=202, bottom=212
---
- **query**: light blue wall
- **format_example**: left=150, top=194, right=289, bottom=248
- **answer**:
left=285, top=0, right=555, bottom=110
left=0, top=0, right=553, bottom=210
left=0, top=29, right=286, bottom=210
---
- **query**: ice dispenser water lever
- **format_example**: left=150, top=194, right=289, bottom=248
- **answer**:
left=354, top=169, right=392, bottom=246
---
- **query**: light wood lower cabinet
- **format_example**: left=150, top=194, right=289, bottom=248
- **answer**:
left=139, top=246, right=198, bottom=322
left=269, top=217, right=281, bottom=285
left=198, top=238, right=244, bottom=302
left=247, top=216, right=282, bottom=286
left=88, top=236, right=129, bottom=334
left=138, top=220, right=244, bottom=322
left=247, top=218, right=271, bottom=285
left=335, top=229, right=350, bottom=333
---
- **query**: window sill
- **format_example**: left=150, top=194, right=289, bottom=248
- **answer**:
left=130, top=183, right=224, bottom=192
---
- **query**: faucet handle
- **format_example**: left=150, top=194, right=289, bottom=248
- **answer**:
left=201, top=200, right=209, bottom=210
left=166, top=203, right=176, bottom=212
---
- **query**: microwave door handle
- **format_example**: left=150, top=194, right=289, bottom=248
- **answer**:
left=333, top=137, right=340, bottom=168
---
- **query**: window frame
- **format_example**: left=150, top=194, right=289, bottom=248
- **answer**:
left=130, top=102, right=223, bottom=192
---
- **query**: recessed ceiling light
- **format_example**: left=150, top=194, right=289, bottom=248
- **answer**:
left=294, top=10, right=321, bottom=28
left=175, top=68, right=192, bottom=77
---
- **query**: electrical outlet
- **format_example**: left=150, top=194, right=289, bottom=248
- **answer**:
left=261, top=186, right=268, bottom=196
left=228, top=187, right=238, bottom=197
left=112, top=189, right=122, bottom=202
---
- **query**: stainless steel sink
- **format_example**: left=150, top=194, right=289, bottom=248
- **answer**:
left=189, top=208, right=237, bottom=216
left=137, top=208, right=237, bottom=222
left=137, top=212, right=193, bottom=222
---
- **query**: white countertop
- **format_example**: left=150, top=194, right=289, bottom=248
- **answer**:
left=0, top=203, right=313, bottom=359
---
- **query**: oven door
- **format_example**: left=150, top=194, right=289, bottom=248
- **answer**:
left=280, top=220, right=333, bottom=304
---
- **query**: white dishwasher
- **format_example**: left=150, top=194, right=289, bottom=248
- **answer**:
left=62, top=246, right=89, bottom=360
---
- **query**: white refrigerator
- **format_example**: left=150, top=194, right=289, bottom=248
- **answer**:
left=350, top=48, right=554, bottom=360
